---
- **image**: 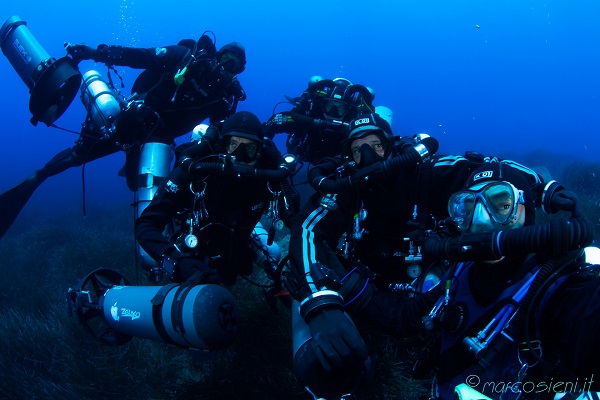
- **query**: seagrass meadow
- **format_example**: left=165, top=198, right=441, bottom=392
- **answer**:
left=0, top=207, right=434, bottom=400
left=0, top=159, right=598, bottom=399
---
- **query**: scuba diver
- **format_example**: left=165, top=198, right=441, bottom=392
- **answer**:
left=284, top=113, right=440, bottom=398
left=263, top=76, right=392, bottom=168
left=283, top=114, right=577, bottom=398
left=401, top=162, right=598, bottom=399
left=135, top=111, right=298, bottom=286
left=65, top=111, right=298, bottom=360
left=0, top=27, right=247, bottom=239
left=62, top=111, right=298, bottom=366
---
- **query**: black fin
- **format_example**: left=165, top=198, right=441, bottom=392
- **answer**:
left=0, top=173, right=45, bottom=239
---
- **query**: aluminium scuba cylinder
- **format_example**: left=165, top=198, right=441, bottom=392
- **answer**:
left=136, top=142, right=174, bottom=218
left=191, top=123, right=209, bottom=142
left=375, top=105, right=393, bottom=128
left=101, top=283, right=239, bottom=350
left=251, top=221, right=282, bottom=265
left=80, top=70, right=123, bottom=138
left=136, top=142, right=174, bottom=270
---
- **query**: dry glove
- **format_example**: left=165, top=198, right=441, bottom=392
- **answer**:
left=306, top=308, right=369, bottom=372
left=64, top=43, right=96, bottom=63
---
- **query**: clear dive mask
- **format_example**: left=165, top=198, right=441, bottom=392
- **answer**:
left=448, top=181, right=525, bottom=232
left=322, top=98, right=349, bottom=119
left=219, top=52, right=244, bottom=74
left=226, top=137, right=259, bottom=163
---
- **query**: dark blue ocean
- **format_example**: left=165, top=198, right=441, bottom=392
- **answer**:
left=1, top=0, right=599, bottom=228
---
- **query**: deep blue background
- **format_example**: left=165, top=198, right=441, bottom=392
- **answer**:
left=1, top=0, right=599, bottom=233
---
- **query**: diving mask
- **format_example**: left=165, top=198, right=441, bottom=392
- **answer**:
left=448, top=181, right=525, bottom=232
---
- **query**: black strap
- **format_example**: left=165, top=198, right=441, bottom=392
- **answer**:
left=150, top=283, right=178, bottom=344
left=151, top=283, right=178, bottom=305
left=170, top=271, right=205, bottom=340
left=137, top=173, right=165, bottom=189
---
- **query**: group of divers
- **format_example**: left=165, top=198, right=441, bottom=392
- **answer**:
left=1, top=16, right=600, bottom=400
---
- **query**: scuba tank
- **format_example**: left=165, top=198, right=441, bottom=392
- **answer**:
left=135, top=142, right=174, bottom=273
left=375, top=105, right=393, bottom=128
left=80, top=70, right=124, bottom=139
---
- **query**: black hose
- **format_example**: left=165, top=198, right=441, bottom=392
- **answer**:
left=422, top=217, right=595, bottom=262
left=288, top=111, right=316, bottom=127
left=309, top=137, right=439, bottom=194
left=261, top=141, right=287, bottom=166
left=178, top=124, right=221, bottom=172
left=190, top=160, right=289, bottom=182
left=477, top=249, right=582, bottom=370
left=179, top=140, right=214, bottom=173
left=381, top=137, right=439, bottom=174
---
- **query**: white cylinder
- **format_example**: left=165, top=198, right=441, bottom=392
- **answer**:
left=136, top=142, right=174, bottom=217
left=251, top=221, right=282, bottom=263
left=375, top=105, right=393, bottom=128
left=80, top=70, right=122, bottom=136
left=102, top=283, right=239, bottom=350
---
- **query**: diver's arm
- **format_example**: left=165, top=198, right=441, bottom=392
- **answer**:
left=287, top=193, right=349, bottom=301
left=68, top=43, right=191, bottom=70
left=361, top=285, right=443, bottom=336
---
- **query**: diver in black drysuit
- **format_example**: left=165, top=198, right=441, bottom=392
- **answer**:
left=0, top=33, right=246, bottom=239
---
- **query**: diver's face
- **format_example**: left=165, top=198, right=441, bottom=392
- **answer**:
left=226, top=135, right=259, bottom=164
left=350, top=134, right=385, bottom=165
left=467, top=202, right=526, bottom=234
left=449, top=181, right=527, bottom=234
left=218, top=51, right=243, bottom=79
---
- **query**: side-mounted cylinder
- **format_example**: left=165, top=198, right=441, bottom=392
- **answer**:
left=80, top=70, right=123, bottom=138
left=136, top=142, right=174, bottom=269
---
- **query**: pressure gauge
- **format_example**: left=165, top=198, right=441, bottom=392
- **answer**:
left=184, top=234, right=198, bottom=249
left=407, top=264, right=422, bottom=279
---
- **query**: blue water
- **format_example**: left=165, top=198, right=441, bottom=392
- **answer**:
left=1, top=0, right=599, bottom=229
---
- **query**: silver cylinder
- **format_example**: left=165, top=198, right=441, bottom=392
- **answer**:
left=101, top=283, right=239, bottom=350
left=80, top=70, right=122, bottom=137
left=136, top=142, right=174, bottom=268
left=136, top=142, right=174, bottom=217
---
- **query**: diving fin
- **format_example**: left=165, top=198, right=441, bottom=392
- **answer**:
left=0, top=172, right=46, bottom=239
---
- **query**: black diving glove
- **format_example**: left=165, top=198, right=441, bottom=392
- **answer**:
left=550, top=190, right=583, bottom=218
left=64, top=42, right=97, bottom=63
left=350, top=161, right=387, bottom=190
left=406, top=219, right=428, bottom=245
left=306, top=308, right=369, bottom=372
left=225, top=77, right=246, bottom=100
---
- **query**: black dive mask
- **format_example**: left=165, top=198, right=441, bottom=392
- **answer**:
left=230, top=142, right=259, bottom=164
left=357, top=143, right=386, bottom=168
